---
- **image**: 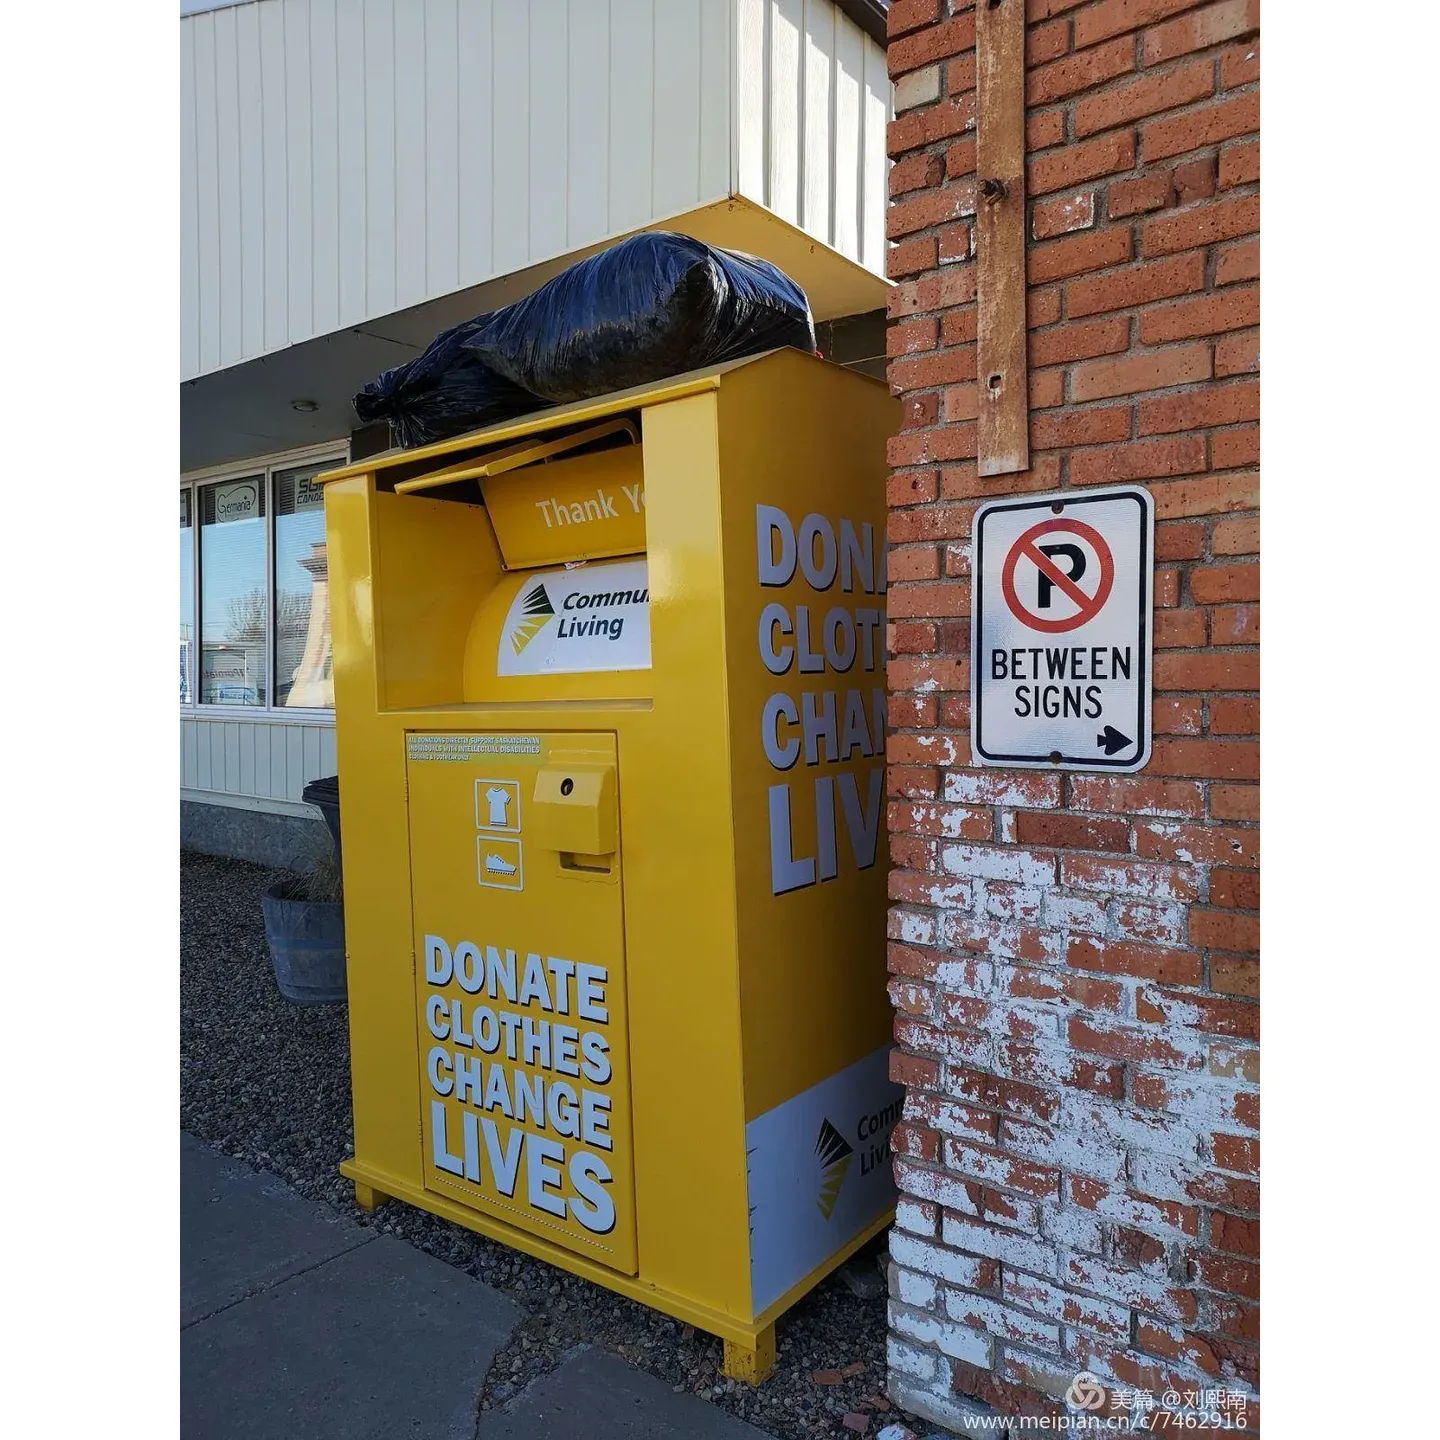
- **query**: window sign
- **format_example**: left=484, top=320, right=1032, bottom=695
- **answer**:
left=273, top=466, right=333, bottom=708
left=200, top=476, right=267, bottom=706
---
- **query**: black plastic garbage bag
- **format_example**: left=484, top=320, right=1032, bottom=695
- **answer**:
left=463, top=232, right=817, bottom=404
left=352, top=316, right=543, bottom=449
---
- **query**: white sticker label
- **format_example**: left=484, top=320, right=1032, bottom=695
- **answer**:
left=746, top=1046, right=903, bottom=1316
left=496, top=560, right=651, bottom=676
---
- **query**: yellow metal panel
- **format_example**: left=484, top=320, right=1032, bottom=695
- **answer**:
left=406, top=732, right=638, bottom=1275
left=480, top=446, right=646, bottom=570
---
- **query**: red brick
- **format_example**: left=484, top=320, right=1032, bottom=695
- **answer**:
left=888, top=234, right=938, bottom=279
left=1210, top=784, right=1258, bottom=821
left=1149, top=738, right=1259, bottom=780
left=890, top=151, right=946, bottom=197
left=1026, top=37, right=1134, bottom=106
left=1211, top=426, right=1258, bottom=469
left=888, top=0, right=941, bottom=39
left=938, top=223, right=973, bottom=263
left=1219, top=139, right=1259, bottom=188
left=1216, top=328, right=1259, bottom=376
left=941, top=308, right=978, bottom=346
left=1190, top=562, right=1259, bottom=603
left=1070, top=344, right=1212, bottom=402
left=1066, top=252, right=1207, bottom=318
left=1192, top=1252, right=1259, bottom=1299
left=1014, top=812, right=1131, bottom=852
left=1070, top=435, right=1206, bottom=486
left=942, top=383, right=978, bottom=423
left=890, top=1049, right=940, bottom=1090
left=887, top=545, right=941, bottom=582
left=1069, top=1016, right=1202, bottom=1070
left=1211, top=1213, right=1260, bottom=1258
left=1211, top=953, right=1259, bottom=998
left=888, top=183, right=977, bottom=239
left=1154, top=651, right=1258, bottom=692
left=1144, top=0, right=1259, bottom=65
left=1212, top=515, right=1259, bottom=555
left=1107, top=172, right=1175, bottom=219
left=1026, top=16, right=1073, bottom=67
left=1028, top=316, right=1129, bottom=368
left=1215, top=238, right=1259, bottom=286
left=888, top=96, right=976, bottom=158
left=1074, top=0, right=1203, bottom=48
left=1213, top=1133, right=1259, bottom=1173
left=888, top=317, right=939, bottom=357
left=1137, top=380, right=1258, bottom=435
left=1029, top=132, right=1137, bottom=197
left=1069, top=776, right=1202, bottom=817
left=888, top=347, right=977, bottom=390
left=1172, top=156, right=1217, bottom=204
left=1068, top=936, right=1204, bottom=987
left=1149, top=471, right=1258, bottom=519
left=1142, top=93, right=1260, bottom=163
left=1156, top=521, right=1206, bottom=559
left=1140, top=286, right=1259, bottom=344
left=1027, top=109, right=1067, bottom=151
left=1135, top=821, right=1257, bottom=866
left=1221, top=36, right=1260, bottom=88
left=1190, top=908, right=1259, bottom=952
left=1143, top=194, right=1259, bottom=256
left=1156, top=697, right=1203, bottom=735
left=1155, top=609, right=1206, bottom=647
left=1028, top=226, right=1134, bottom=284
left=888, top=13, right=977, bottom=77
left=1074, top=61, right=1215, bottom=139
left=1029, top=286, right=1063, bottom=327
left=887, top=471, right=939, bottom=508
left=1031, top=191, right=1096, bottom=241
left=1211, top=868, right=1260, bottom=909
left=1031, top=405, right=1132, bottom=449
left=1209, top=604, right=1259, bottom=645
left=946, top=52, right=977, bottom=95
left=889, top=502, right=975, bottom=543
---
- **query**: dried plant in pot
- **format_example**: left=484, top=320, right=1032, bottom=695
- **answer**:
left=261, top=849, right=347, bottom=1005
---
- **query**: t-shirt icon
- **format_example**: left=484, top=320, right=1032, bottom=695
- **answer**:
left=475, top=778, right=521, bottom=833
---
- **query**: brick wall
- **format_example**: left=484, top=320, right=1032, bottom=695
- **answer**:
left=881, top=0, right=1258, bottom=1429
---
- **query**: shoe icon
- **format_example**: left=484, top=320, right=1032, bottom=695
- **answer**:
left=484, top=853, right=518, bottom=875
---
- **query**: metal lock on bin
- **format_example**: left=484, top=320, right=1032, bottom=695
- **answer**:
left=530, top=762, right=617, bottom=861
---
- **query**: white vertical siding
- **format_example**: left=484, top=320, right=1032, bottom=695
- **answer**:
left=179, top=0, right=885, bottom=383
left=182, top=716, right=337, bottom=807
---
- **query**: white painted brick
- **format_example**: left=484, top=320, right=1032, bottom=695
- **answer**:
left=889, top=1382, right=1003, bottom=1437
left=1002, top=1118, right=1128, bottom=1184
left=1064, top=1251, right=1193, bottom=1323
left=921, top=878, right=975, bottom=911
left=1061, top=1098, right=1201, bottom=1162
left=1060, top=855, right=1197, bottom=903
left=1043, top=894, right=1111, bottom=936
left=893, top=64, right=941, bottom=113
left=892, top=909, right=938, bottom=946
left=887, top=1335, right=940, bottom=1383
left=932, top=955, right=995, bottom=995
left=895, top=1160, right=982, bottom=1216
left=895, top=1266, right=940, bottom=1310
left=1132, top=1072, right=1255, bottom=1129
left=889, top=1231, right=996, bottom=1287
left=943, top=1290, right=1062, bottom=1351
left=939, top=913, right=1063, bottom=962
left=1111, top=900, right=1188, bottom=947
left=894, top=1198, right=938, bottom=1238
left=935, top=1317, right=995, bottom=1366
left=1039, top=1204, right=1107, bottom=1255
left=1128, top=1151, right=1205, bottom=1204
left=941, top=1214, right=1060, bottom=1278
left=941, top=843, right=1057, bottom=887
left=943, top=772, right=1061, bottom=808
left=981, top=883, right=1045, bottom=922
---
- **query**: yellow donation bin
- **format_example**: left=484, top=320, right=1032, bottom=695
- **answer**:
left=317, top=348, right=902, bottom=1380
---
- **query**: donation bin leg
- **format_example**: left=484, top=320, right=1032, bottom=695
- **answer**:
left=353, top=1181, right=391, bottom=1213
left=722, top=1326, right=777, bottom=1385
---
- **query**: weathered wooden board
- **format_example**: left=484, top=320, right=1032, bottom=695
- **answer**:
left=975, top=0, right=1029, bottom=476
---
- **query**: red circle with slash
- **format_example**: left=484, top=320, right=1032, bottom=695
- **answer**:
left=1001, top=518, right=1115, bottom=634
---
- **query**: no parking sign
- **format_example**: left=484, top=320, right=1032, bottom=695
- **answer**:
left=971, top=487, right=1153, bottom=771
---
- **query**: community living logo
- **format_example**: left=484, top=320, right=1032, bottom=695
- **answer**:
left=496, top=560, right=652, bottom=678
left=813, top=1118, right=854, bottom=1220
left=508, top=582, right=556, bottom=655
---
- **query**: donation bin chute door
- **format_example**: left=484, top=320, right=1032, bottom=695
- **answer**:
left=404, top=731, right=638, bottom=1275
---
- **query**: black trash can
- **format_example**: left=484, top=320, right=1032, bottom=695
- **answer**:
left=302, top=775, right=342, bottom=867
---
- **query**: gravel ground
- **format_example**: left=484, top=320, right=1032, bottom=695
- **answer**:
left=180, top=850, right=936, bottom=1440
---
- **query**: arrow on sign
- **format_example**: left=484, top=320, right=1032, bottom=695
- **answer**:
left=1096, top=725, right=1131, bottom=756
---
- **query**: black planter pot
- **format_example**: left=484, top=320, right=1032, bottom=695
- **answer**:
left=261, top=883, right=347, bottom=1005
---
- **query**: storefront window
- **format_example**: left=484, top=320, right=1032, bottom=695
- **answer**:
left=180, top=491, right=194, bottom=704
left=273, top=466, right=333, bottom=708
left=199, top=476, right=268, bottom=706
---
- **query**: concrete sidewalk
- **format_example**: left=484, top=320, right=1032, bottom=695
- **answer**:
left=181, top=1133, right=776, bottom=1439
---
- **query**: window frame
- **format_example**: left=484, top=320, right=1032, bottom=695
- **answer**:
left=181, top=439, right=347, bottom=723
